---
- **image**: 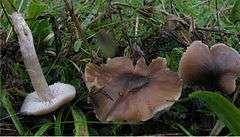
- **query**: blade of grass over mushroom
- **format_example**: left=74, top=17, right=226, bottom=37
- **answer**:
left=189, top=91, right=240, bottom=135
left=0, top=89, right=25, bottom=135
left=71, top=106, right=88, bottom=136
left=34, top=122, right=52, bottom=136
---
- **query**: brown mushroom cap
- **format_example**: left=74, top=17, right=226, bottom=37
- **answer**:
left=85, top=57, right=182, bottom=122
left=179, top=41, right=240, bottom=93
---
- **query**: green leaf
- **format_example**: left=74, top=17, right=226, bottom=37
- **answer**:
left=71, top=106, right=88, bottom=136
left=25, top=0, right=50, bottom=40
left=0, top=89, right=25, bottom=135
left=1, top=0, right=23, bottom=13
left=73, top=39, right=82, bottom=52
left=190, top=91, right=240, bottom=135
left=26, top=0, right=47, bottom=19
left=176, top=123, right=193, bottom=136
left=34, top=122, right=51, bottom=136
left=54, top=109, right=64, bottom=136
left=230, top=0, right=240, bottom=23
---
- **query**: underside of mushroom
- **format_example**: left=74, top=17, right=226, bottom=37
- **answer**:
left=85, top=57, right=182, bottom=122
left=179, top=41, right=240, bottom=93
left=20, top=82, right=76, bottom=115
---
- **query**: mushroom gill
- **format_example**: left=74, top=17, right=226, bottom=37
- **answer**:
left=179, top=41, right=240, bottom=93
left=85, top=57, right=182, bottom=122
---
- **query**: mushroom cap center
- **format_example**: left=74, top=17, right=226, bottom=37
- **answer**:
left=117, top=73, right=150, bottom=93
left=190, top=69, right=221, bottom=90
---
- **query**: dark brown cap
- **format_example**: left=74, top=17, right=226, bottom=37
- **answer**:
left=179, top=41, right=240, bottom=93
left=85, top=57, right=182, bottom=121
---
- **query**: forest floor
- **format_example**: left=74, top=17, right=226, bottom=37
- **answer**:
left=0, top=0, right=240, bottom=136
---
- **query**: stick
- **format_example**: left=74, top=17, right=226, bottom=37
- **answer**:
left=63, top=0, right=89, bottom=47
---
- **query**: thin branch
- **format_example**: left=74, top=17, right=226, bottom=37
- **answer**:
left=196, top=27, right=240, bottom=37
left=63, top=0, right=89, bottom=47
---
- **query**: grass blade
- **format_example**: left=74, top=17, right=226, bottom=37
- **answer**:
left=176, top=123, right=193, bottom=136
left=54, top=108, right=64, bottom=136
left=0, top=89, right=25, bottom=135
left=190, top=91, right=240, bottom=135
left=71, top=106, right=88, bottom=136
left=230, top=0, right=240, bottom=23
left=34, top=122, right=51, bottom=136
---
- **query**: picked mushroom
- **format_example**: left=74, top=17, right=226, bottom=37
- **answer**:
left=179, top=41, right=240, bottom=93
left=85, top=57, right=182, bottom=121
left=11, top=12, right=76, bottom=115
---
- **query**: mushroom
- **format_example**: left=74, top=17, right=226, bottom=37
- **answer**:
left=85, top=57, right=182, bottom=121
left=11, top=12, right=76, bottom=115
left=179, top=41, right=240, bottom=93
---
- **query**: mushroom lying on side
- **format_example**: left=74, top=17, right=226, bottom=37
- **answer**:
left=11, top=12, right=76, bottom=115
left=85, top=57, right=182, bottom=122
left=179, top=41, right=240, bottom=93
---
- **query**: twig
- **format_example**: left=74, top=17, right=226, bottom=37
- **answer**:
left=210, top=120, right=225, bottom=136
left=135, top=16, right=139, bottom=36
left=112, top=2, right=160, bottom=24
left=161, top=11, right=239, bottom=37
left=193, top=0, right=210, bottom=8
left=196, top=27, right=240, bottom=37
left=215, top=0, right=220, bottom=31
left=117, top=7, right=144, bottom=59
left=63, top=0, right=89, bottom=48
left=233, top=85, right=240, bottom=103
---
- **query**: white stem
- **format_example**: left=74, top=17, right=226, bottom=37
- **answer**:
left=134, top=16, right=139, bottom=36
left=210, top=120, right=224, bottom=136
left=5, top=0, right=24, bottom=42
left=11, top=12, right=53, bottom=101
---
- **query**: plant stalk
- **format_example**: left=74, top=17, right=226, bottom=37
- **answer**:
left=63, top=0, right=89, bottom=47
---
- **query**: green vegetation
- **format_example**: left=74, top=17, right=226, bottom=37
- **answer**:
left=190, top=91, right=240, bottom=135
left=1, top=0, right=240, bottom=136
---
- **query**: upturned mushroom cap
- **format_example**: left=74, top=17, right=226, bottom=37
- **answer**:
left=20, top=82, right=76, bottom=115
left=85, top=57, right=182, bottom=122
left=179, top=41, right=240, bottom=93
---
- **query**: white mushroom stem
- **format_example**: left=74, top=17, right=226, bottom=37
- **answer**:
left=11, top=12, right=53, bottom=101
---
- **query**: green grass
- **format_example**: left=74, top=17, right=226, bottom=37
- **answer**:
left=34, top=122, right=52, bottom=136
left=190, top=91, right=240, bottom=135
left=71, top=106, right=88, bottom=136
left=0, top=0, right=240, bottom=136
left=0, top=89, right=26, bottom=135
